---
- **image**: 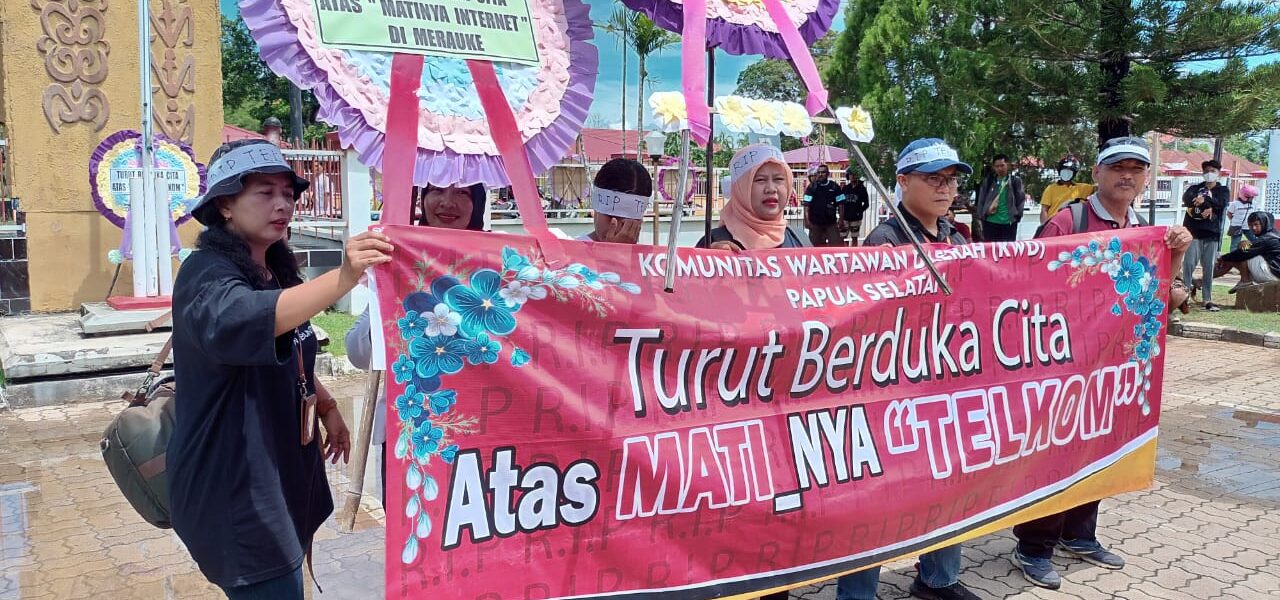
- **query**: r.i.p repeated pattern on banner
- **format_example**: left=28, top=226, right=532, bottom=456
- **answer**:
left=373, top=227, right=1170, bottom=600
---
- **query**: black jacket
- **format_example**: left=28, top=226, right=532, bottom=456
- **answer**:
left=696, top=225, right=810, bottom=249
left=1220, top=211, right=1280, bottom=279
left=975, top=173, right=1026, bottom=223
left=864, top=208, right=966, bottom=247
left=841, top=181, right=870, bottom=222
left=1181, top=182, right=1229, bottom=240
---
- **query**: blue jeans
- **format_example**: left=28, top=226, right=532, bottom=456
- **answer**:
left=220, top=565, right=304, bottom=600
left=835, top=545, right=961, bottom=599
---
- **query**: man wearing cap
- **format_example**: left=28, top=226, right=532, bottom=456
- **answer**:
left=836, top=138, right=981, bottom=600
left=1015, top=136, right=1192, bottom=590
left=1039, top=156, right=1093, bottom=222
left=974, top=153, right=1026, bottom=241
left=804, top=164, right=845, bottom=247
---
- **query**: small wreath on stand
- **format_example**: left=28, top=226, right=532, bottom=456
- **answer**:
left=656, top=157, right=703, bottom=214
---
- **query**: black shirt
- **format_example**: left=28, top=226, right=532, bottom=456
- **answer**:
left=168, top=250, right=331, bottom=587
left=1181, top=182, right=1229, bottom=240
left=804, top=180, right=844, bottom=226
left=841, top=181, right=870, bottom=222
left=864, top=206, right=966, bottom=246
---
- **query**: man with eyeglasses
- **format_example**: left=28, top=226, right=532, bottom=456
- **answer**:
left=1014, top=136, right=1192, bottom=590
left=841, top=138, right=979, bottom=600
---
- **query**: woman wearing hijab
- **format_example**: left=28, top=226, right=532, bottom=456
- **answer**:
left=698, top=144, right=809, bottom=250
left=170, top=139, right=393, bottom=598
left=346, top=182, right=489, bottom=506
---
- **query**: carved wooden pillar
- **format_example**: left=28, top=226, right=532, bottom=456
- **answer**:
left=151, top=0, right=195, bottom=144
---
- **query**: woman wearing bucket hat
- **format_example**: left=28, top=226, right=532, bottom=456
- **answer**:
left=697, top=143, right=809, bottom=250
left=169, top=139, right=393, bottom=599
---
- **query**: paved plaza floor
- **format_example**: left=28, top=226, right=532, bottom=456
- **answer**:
left=1, top=337, right=1277, bottom=599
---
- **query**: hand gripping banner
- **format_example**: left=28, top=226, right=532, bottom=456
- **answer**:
left=375, top=227, right=1170, bottom=599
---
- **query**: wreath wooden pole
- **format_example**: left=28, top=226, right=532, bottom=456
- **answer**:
left=338, top=369, right=382, bottom=531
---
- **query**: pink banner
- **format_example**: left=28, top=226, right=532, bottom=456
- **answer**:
left=376, top=227, right=1170, bottom=599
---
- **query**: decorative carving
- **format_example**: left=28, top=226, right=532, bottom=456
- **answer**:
left=151, top=0, right=195, bottom=144
left=33, top=0, right=111, bottom=133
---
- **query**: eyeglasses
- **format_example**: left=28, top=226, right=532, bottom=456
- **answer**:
left=914, top=173, right=964, bottom=189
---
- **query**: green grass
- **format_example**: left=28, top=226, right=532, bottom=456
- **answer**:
left=312, top=311, right=358, bottom=356
left=1179, top=284, right=1280, bottom=334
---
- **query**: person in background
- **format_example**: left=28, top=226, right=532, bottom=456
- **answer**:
left=1019, top=136, right=1192, bottom=591
left=1039, top=156, right=1093, bottom=222
left=1217, top=211, right=1280, bottom=291
left=578, top=158, right=651, bottom=244
left=974, top=153, right=1026, bottom=241
left=347, top=182, right=488, bottom=507
left=170, top=139, right=392, bottom=599
left=697, top=143, right=809, bottom=250
left=803, top=164, right=845, bottom=247
left=841, top=167, right=871, bottom=245
left=840, top=138, right=981, bottom=600
left=1181, top=159, right=1230, bottom=311
left=947, top=202, right=973, bottom=242
left=1226, top=183, right=1261, bottom=251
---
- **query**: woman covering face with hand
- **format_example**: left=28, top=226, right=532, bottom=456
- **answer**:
left=579, top=158, right=652, bottom=244
left=697, top=143, right=809, bottom=250
left=169, top=140, right=393, bottom=599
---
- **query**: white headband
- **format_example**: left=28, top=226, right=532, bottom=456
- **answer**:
left=729, top=145, right=787, bottom=187
left=1097, top=144, right=1150, bottom=165
left=592, top=187, right=650, bottom=220
left=896, top=144, right=959, bottom=173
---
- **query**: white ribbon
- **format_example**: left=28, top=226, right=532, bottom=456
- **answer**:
left=728, top=144, right=787, bottom=188
left=1097, top=144, right=1150, bottom=164
left=896, top=143, right=960, bottom=173
left=591, top=187, right=650, bottom=220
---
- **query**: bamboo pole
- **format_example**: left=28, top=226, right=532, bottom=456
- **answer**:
left=337, top=369, right=382, bottom=531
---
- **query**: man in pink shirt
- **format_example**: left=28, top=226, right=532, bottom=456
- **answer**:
left=1014, top=136, right=1192, bottom=590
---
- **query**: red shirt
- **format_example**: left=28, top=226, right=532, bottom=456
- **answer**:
left=1037, top=196, right=1142, bottom=238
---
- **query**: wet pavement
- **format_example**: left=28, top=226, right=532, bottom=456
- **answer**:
left=2, top=336, right=1278, bottom=599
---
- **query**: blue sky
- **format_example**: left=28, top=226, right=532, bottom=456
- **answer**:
left=219, top=0, right=843, bottom=128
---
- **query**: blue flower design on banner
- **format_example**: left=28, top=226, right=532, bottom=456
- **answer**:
left=444, top=269, right=518, bottom=337
left=390, top=246, right=643, bottom=563
left=1048, top=236, right=1164, bottom=415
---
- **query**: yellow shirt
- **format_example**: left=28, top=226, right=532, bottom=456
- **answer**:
left=1040, top=182, right=1095, bottom=218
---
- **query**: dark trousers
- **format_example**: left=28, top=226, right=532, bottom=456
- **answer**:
left=1013, top=500, right=1100, bottom=559
left=761, top=592, right=789, bottom=600
left=982, top=220, right=1019, bottom=242
left=220, top=565, right=304, bottom=599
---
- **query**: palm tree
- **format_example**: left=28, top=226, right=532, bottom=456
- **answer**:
left=597, top=9, right=634, bottom=152
left=630, top=16, right=680, bottom=155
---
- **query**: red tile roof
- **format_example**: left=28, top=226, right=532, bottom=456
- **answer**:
left=578, top=128, right=652, bottom=163
left=221, top=124, right=292, bottom=148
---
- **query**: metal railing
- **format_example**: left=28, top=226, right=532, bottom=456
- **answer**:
left=284, top=149, right=345, bottom=225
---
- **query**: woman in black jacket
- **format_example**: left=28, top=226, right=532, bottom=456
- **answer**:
left=168, top=139, right=392, bottom=599
left=1216, top=211, right=1280, bottom=291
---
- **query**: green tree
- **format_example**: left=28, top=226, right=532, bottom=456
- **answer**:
left=221, top=17, right=326, bottom=142
left=631, top=16, right=681, bottom=150
left=1224, top=132, right=1269, bottom=165
left=827, top=0, right=1280, bottom=181
left=734, top=33, right=837, bottom=104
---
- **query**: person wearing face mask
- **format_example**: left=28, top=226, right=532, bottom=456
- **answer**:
left=837, top=138, right=981, bottom=600
left=346, top=182, right=488, bottom=508
left=1180, top=159, right=1230, bottom=311
left=1216, top=211, right=1280, bottom=291
left=697, top=144, right=809, bottom=250
left=170, top=140, right=392, bottom=598
left=1226, top=184, right=1261, bottom=251
left=578, top=158, right=651, bottom=244
left=1039, top=157, right=1094, bottom=223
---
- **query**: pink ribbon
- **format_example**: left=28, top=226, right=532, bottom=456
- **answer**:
left=381, top=54, right=426, bottom=226
left=761, top=0, right=829, bottom=116
left=682, top=0, right=711, bottom=145
left=467, top=60, right=566, bottom=266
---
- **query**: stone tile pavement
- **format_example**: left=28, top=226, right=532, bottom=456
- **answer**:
left=1, top=337, right=1277, bottom=599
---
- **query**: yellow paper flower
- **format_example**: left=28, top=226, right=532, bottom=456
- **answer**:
left=649, top=92, right=688, bottom=132
left=836, top=105, right=875, bottom=143
left=723, top=0, right=762, bottom=6
left=715, top=95, right=752, bottom=132
left=779, top=102, right=813, bottom=138
left=747, top=99, right=783, bottom=135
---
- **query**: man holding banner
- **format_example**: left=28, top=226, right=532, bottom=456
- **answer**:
left=1014, top=136, right=1192, bottom=590
left=835, top=138, right=981, bottom=600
